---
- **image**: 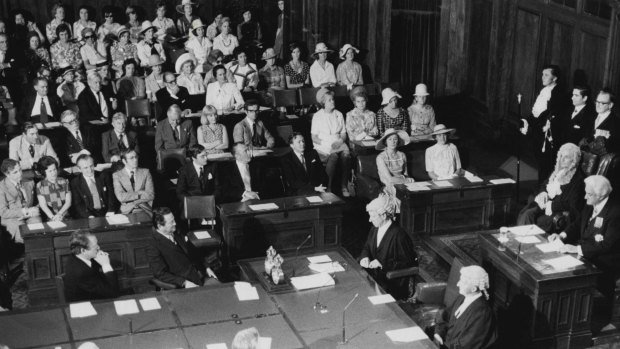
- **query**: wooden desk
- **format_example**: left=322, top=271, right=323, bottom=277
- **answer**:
left=395, top=176, right=514, bottom=238
left=238, top=247, right=437, bottom=348
left=21, top=212, right=153, bottom=305
left=479, top=231, right=601, bottom=349
left=218, top=192, right=345, bottom=262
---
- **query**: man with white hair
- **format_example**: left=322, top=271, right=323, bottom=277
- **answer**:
left=359, top=193, right=417, bottom=299
left=77, top=72, right=115, bottom=122
left=434, top=265, right=498, bottom=349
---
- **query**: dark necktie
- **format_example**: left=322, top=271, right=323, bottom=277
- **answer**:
left=175, top=126, right=181, bottom=142
left=29, top=144, right=35, bottom=158
left=118, top=133, right=127, bottom=151
left=251, top=123, right=262, bottom=147
left=130, top=171, right=135, bottom=191
left=147, top=41, right=158, bottom=55
left=199, top=166, right=205, bottom=191
left=40, top=98, right=49, bottom=123
left=16, top=183, right=25, bottom=206
left=300, top=154, right=307, bottom=173
left=76, top=131, right=84, bottom=149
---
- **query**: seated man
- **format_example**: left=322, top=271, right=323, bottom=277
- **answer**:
left=281, top=132, right=327, bottom=196
left=218, top=142, right=262, bottom=203
left=102, top=112, right=139, bottom=163
left=112, top=149, right=154, bottom=214
left=433, top=265, right=498, bottom=349
left=155, top=104, right=197, bottom=151
left=78, top=72, right=117, bottom=122
left=177, top=144, right=217, bottom=204
left=70, top=155, right=117, bottom=218
left=146, top=207, right=220, bottom=288
left=63, top=230, right=119, bottom=303
left=232, top=100, right=274, bottom=149
left=9, top=122, right=58, bottom=170
left=0, top=159, right=40, bottom=243
left=59, top=110, right=94, bottom=167
left=18, top=77, right=63, bottom=124
left=155, top=72, right=191, bottom=121
left=359, top=193, right=417, bottom=299
left=580, top=89, right=619, bottom=155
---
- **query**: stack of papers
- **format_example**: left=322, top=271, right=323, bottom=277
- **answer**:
left=544, top=255, right=584, bottom=270
left=536, top=239, right=564, bottom=253
left=406, top=183, right=431, bottom=192
left=248, top=203, right=279, bottom=211
left=385, top=327, right=428, bottom=342
left=106, top=214, right=130, bottom=225
left=490, top=178, right=516, bottom=185
left=308, top=262, right=345, bottom=274
left=466, top=175, right=484, bottom=183
left=234, top=282, right=260, bottom=301
left=433, top=180, right=453, bottom=187
left=193, top=231, right=212, bottom=239
left=290, top=273, right=334, bottom=290
left=515, top=236, right=541, bottom=244
left=47, top=221, right=67, bottom=229
left=257, top=337, right=272, bottom=349
left=307, top=255, right=331, bottom=263
left=139, top=298, right=161, bottom=311
left=306, top=196, right=323, bottom=203
left=69, top=302, right=97, bottom=318
left=114, top=299, right=140, bottom=316
left=27, top=223, right=45, bottom=230
left=368, top=294, right=396, bottom=305
left=506, top=225, right=545, bottom=236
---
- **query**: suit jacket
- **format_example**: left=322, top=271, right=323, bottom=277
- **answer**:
left=70, top=173, right=117, bottom=218
left=281, top=149, right=327, bottom=196
left=17, top=93, right=63, bottom=125
left=232, top=118, right=275, bottom=148
left=101, top=129, right=140, bottom=163
left=436, top=295, right=498, bottom=349
left=146, top=230, right=204, bottom=287
left=564, top=104, right=596, bottom=145
left=593, top=111, right=620, bottom=153
left=176, top=162, right=217, bottom=202
left=0, top=178, right=35, bottom=222
left=63, top=254, right=119, bottom=303
left=565, top=201, right=620, bottom=272
left=155, top=86, right=191, bottom=121
left=155, top=119, right=196, bottom=151
left=77, top=87, right=112, bottom=121
left=359, top=223, right=417, bottom=299
left=112, top=167, right=154, bottom=214
left=60, top=127, right=94, bottom=167
left=8, top=135, right=58, bottom=170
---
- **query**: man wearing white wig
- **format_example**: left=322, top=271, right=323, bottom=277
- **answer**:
left=434, top=265, right=498, bottom=349
left=359, top=194, right=417, bottom=299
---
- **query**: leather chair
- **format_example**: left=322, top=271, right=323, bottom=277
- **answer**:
left=182, top=195, right=222, bottom=250
left=149, top=278, right=177, bottom=291
left=125, top=98, right=151, bottom=126
left=298, top=87, right=321, bottom=108
left=272, top=89, right=298, bottom=109
left=157, top=149, right=187, bottom=179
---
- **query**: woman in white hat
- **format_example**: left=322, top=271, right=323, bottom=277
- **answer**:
left=136, top=21, right=166, bottom=68
left=176, top=53, right=205, bottom=96
left=311, top=88, right=352, bottom=197
left=73, top=5, right=96, bottom=42
left=346, top=86, right=377, bottom=141
left=336, top=44, right=363, bottom=87
left=309, top=42, right=337, bottom=88
left=110, top=27, right=139, bottom=79
left=152, top=1, right=176, bottom=43
left=376, top=128, right=414, bottom=194
left=116, top=58, right=146, bottom=102
left=185, top=19, right=212, bottom=73
left=408, top=83, right=436, bottom=135
left=425, top=124, right=463, bottom=180
left=145, top=54, right=166, bottom=102
left=284, top=42, right=310, bottom=89
left=176, top=0, right=200, bottom=36
left=212, top=17, right=239, bottom=57
left=376, top=88, right=410, bottom=136
left=80, top=28, right=107, bottom=70
left=229, top=47, right=259, bottom=92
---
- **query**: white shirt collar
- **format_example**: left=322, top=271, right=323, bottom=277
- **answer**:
left=593, top=197, right=609, bottom=217
left=376, top=220, right=392, bottom=247
left=455, top=293, right=483, bottom=318
left=76, top=254, right=92, bottom=267
left=125, top=167, right=136, bottom=176
left=193, top=161, right=203, bottom=175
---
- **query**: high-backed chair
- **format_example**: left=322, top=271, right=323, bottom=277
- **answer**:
left=182, top=195, right=221, bottom=248
left=157, top=149, right=187, bottom=179
left=125, top=98, right=151, bottom=126
left=272, top=89, right=298, bottom=109
left=298, top=87, right=321, bottom=108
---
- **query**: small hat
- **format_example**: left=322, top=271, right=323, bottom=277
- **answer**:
left=148, top=54, right=165, bottom=67
left=115, top=26, right=130, bottom=38
left=339, top=44, right=359, bottom=60
left=381, top=88, right=402, bottom=105
left=376, top=128, right=410, bottom=150
left=349, top=86, right=367, bottom=102
left=315, top=87, right=332, bottom=105
left=176, top=0, right=197, bottom=14
left=430, top=124, right=456, bottom=136
left=413, top=83, right=430, bottom=97
left=190, top=19, right=206, bottom=35
left=139, top=21, right=157, bottom=35
left=81, top=27, right=96, bottom=39
left=261, top=48, right=277, bottom=60
left=175, top=52, right=196, bottom=73
left=312, top=42, right=333, bottom=57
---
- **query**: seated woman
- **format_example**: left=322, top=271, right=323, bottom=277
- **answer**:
left=111, top=27, right=139, bottom=80
left=229, top=47, right=259, bottom=92
left=80, top=27, right=106, bottom=70
left=258, top=48, right=286, bottom=105
left=36, top=156, right=71, bottom=221
left=202, top=49, right=234, bottom=85
left=197, top=105, right=229, bottom=154
left=336, top=44, right=363, bottom=87
left=24, top=32, right=51, bottom=77
left=309, top=42, right=336, bottom=87
left=284, top=42, right=310, bottom=89
left=517, top=142, right=585, bottom=232
left=205, top=64, right=245, bottom=114
left=408, top=83, right=436, bottom=136
left=50, top=24, right=82, bottom=70
left=185, top=19, right=212, bottom=73
left=376, top=128, right=414, bottom=198
left=433, top=265, right=498, bottom=349
left=176, top=53, right=206, bottom=96
left=359, top=193, right=417, bottom=300
left=212, top=17, right=238, bottom=58
left=376, top=88, right=410, bottom=136
left=145, top=54, right=165, bottom=102
left=425, top=124, right=463, bottom=180
left=346, top=86, right=378, bottom=141
left=116, top=59, right=146, bottom=103
left=311, top=88, right=351, bottom=197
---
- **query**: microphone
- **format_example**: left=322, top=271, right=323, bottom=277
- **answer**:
left=290, top=234, right=311, bottom=277
left=339, top=293, right=359, bottom=345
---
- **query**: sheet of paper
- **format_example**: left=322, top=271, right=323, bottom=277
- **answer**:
left=544, top=255, right=584, bottom=270
left=47, top=221, right=67, bottom=229
left=251, top=149, right=273, bottom=157
left=249, top=203, right=279, bottom=211
left=490, top=178, right=516, bottom=184
left=291, top=273, right=335, bottom=290
left=361, top=140, right=377, bottom=147
left=234, top=282, right=260, bottom=301
left=466, top=176, right=484, bottom=183
left=257, top=337, right=272, bottom=349
left=27, top=223, right=45, bottom=230
left=89, top=120, right=107, bottom=125
left=406, top=183, right=431, bottom=192
left=114, top=299, right=140, bottom=316
left=139, top=297, right=161, bottom=311
left=307, top=255, right=332, bottom=263
left=385, top=326, right=429, bottom=342
left=285, top=114, right=299, bottom=119
left=194, top=231, right=212, bottom=239
left=515, top=236, right=541, bottom=244
left=69, top=302, right=97, bottom=318
left=106, top=214, right=130, bottom=225
left=308, top=262, right=345, bottom=274
left=507, top=225, right=546, bottom=236
left=368, top=294, right=396, bottom=305
left=259, top=106, right=271, bottom=111
left=201, top=219, right=216, bottom=225
left=433, top=180, right=453, bottom=188
left=536, top=239, right=564, bottom=253
left=306, top=196, right=323, bottom=203
left=206, top=344, right=228, bottom=349
left=207, top=152, right=233, bottom=160
left=170, top=178, right=178, bottom=185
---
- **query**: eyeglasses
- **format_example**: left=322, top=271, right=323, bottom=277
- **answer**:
left=165, top=80, right=177, bottom=85
left=63, top=119, right=78, bottom=125
left=246, top=108, right=259, bottom=113
left=105, top=14, right=113, bottom=18
left=595, top=100, right=611, bottom=105
left=83, top=35, right=94, bottom=39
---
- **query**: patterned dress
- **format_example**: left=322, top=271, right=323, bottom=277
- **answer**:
left=376, top=107, right=411, bottom=136
left=36, top=177, right=70, bottom=215
left=376, top=150, right=409, bottom=212
left=199, top=124, right=225, bottom=154
left=46, top=19, right=71, bottom=43
left=346, top=108, right=377, bottom=141
left=111, top=42, right=138, bottom=74
left=50, top=41, right=83, bottom=69
left=408, top=104, right=436, bottom=135
left=284, top=61, right=310, bottom=85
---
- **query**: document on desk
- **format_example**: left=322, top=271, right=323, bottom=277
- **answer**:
left=248, top=203, right=279, bottom=211
left=466, top=175, right=484, bottom=183
left=114, top=299, right=140, bottom=316
left=234, top=282, right=260, bottom=301
left=193, top=231, right=212, bottom=239
left=406, top=183, right=431, bottom=192
left=291, top=272, right=335, bottom=290
left=308, top=261, right=345, bottom=273
left=206, top=344, right=228, bottom=349
left=307, top=255, right=332, bottom=263
left=27, top=223, right=45, bottom=230
left=70, top=302, right=97, bottom=318
left=35, top=122, right=61, bottom=129
left=368, top=294, right=396, bottom=305
left=507, top=224, right=545, bottom=236
left=47, top=221, right=67, bottom=229
left=257, top=337, right=272, bottom=349
left=433, top=180, right=453, bottom=188
left=89, top=120, right=108, bottom=125
left=385, top=326, right=429, bottom=342
left=306, top=196, right=323, bottom=203
left=544, top=255, right=584, bottom=270
left=515, top=236, right=542, bottom=244
left=139, top=297, right=161, bottom=311
left=106, top=214, right=130, bottom=225
left=207, top=152, right=233, bottom=160
left=490, top=178, right=516, bottom=184
left=536, top=239, right=564, bottom=253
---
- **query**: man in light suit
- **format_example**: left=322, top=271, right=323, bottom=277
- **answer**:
left=101, top=112, right=139, bottom=163
left=70, top=155, right=117, bottom=218
left=154, top=104, right=196, bottom=151
left=176, top=144, right=217, bottom=204
left=9, top=122, right=58, bottom=170
left=233, top=100, right=274, bottom=149
left=281, top=132, right=327, bottom=196
left=18, top=77, right=63, bottom=125
left=113, top=149, right=154, bottom=214
left=0, top=159, right=41, bottom=243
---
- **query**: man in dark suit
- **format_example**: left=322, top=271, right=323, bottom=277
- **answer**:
left=155, top=72, right=191, bottom=121
left=18, top=78, right=63, bottom=125
left=146, top=207, right=220, bottom=288
left=582, top=89, right=620, bottom=154
left=154, top=104, right=196, bottom=151
left=281, top=132, right=327, bottom=196
left=101, top=112, right=139, bottom=163
left=59, top=110, right=95, bottom=167
left=561, top=86, right=596, bottom=145
left=177, top=144, right=217, bottom=203
left=77, top=73, right=116, bottom=122
left=70, top=154, right=117, bottom=218
left=0, top=33, right=23, bottom=104
left=218, top=142, right=264, bottom=203
left=63, top=230, right=119, bottom=303
left=359, top=194, right=417, bottom=300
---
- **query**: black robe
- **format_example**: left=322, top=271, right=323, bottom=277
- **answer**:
left=63, top=254, right=119, bottom=303
left=436, top=295, right=498, bottom=349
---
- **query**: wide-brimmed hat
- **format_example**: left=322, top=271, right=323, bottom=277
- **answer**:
left=115, top=26, right=130, bottom=38
left=175, top=52, right=196, bottom=73
left=176, top=0, right=197, bottom=14
left=315, top=87, right=332, bottom=105
left=376, top=128, right=410, bottom=150
left=148, top=54, right=165, bottom=67
left=339, top=44, right=359, bottom=60
left=349, top=86, right=367, bottom=102
left=381, top=88, right=402, bottom=105
left=311, top=42, right=333, bottom=57
left=140, top=21, right=157, bottom=35
left=431, top=124, right=456, bottom=136
left=190, top=19, right=206, bottom=35
left=413, top=83, right=430, bottom=97
left=262, top=48, right=277, bottom=60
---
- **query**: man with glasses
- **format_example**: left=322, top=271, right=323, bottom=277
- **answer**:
left=101, top=112, right=139, bottom=163
left=60, top=110, right=93, bottom=166
left=113, top=149, right=154, bottom=214
left=582, top=89, right=619, bottom=154
left=18, top=77, right=63, bottom=125
left=9, top=122, right=58, bottom=170
left=233, top=100, right=274, bottom=149
left=156, top=72, right=191, bottom=121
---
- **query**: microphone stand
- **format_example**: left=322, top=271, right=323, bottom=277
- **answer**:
left=516, top=93, right=522, bottom=204
left=290, top=234, right=312, bottom=277
left=339, top=293, right=359, bottom=345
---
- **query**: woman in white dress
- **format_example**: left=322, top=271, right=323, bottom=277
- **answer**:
left=212, top=17, right=239, bottom=58
left=205, top=65, right=244, bottom=114
left=185, top=19, right=212, bottom=73
left=425, top=124, right=463, bottom=180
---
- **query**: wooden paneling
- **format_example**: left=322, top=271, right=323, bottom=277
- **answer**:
left=578, top=30, right=608, bottom=92
left=466, top=0, right=492, bottom=101
left=544, top=19, right=573, bottom=84
left=509, top=8, right=541, bottom=116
